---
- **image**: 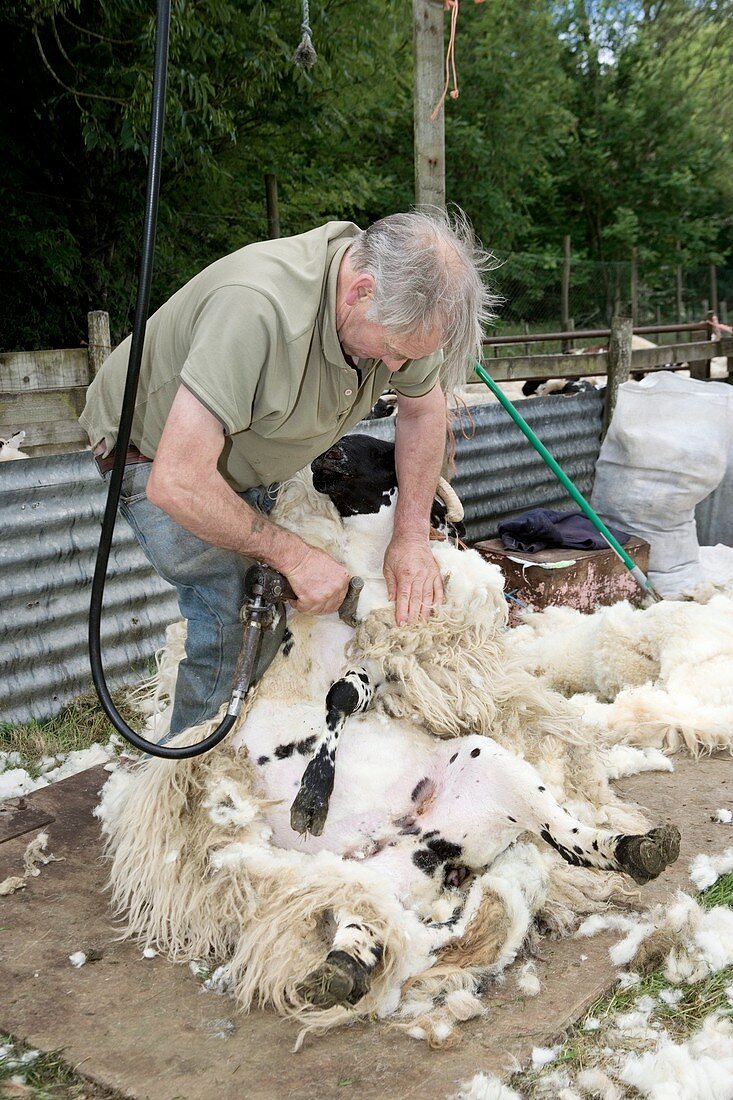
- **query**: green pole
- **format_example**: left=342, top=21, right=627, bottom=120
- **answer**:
left=473, top=361, right=662, bottom=603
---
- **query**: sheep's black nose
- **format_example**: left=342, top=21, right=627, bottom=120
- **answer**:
left=312, top=444, right=348, bottom=478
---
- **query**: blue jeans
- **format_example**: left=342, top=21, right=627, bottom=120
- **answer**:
left=112, top=462, right=285, bottom=739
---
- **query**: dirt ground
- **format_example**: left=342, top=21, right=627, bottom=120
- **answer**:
left=1, top=756, right=731, bottom=1100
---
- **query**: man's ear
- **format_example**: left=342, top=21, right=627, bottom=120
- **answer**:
left=345, top=272, right=375, bottom=307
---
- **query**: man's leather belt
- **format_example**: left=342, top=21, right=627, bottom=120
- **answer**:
left=94, top=444, right=152, bottom=476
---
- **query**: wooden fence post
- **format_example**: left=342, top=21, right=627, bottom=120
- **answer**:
left=561, top=235, right=571, bottom=350
left=710, top=264, right=718, bottom=315
left=675, top=241, right=683, bottom=325
left=87, top=311, right=111, bottom=377
left=603, top=313, right=632, bottom=436
left=265, top=174, right=280, bottom=239
left=689, top=311, right=714, bottom=380
left=413, top=0, right=445, bottom=209
left=631, top=246, right=638, bottom=325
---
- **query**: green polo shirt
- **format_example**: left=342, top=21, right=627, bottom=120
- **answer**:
left=80, top=222, right=442, bottom=491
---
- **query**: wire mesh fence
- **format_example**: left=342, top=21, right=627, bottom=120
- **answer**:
left=487, top=250, right=732, bottom=352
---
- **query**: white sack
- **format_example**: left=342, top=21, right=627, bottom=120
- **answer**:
left=591, top=372, right=733, bottom=596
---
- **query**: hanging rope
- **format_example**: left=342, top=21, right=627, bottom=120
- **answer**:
left=430, top=0, right=485, bottom=121
left=293, top=0, right=318, bottom=68
left=430, top=0, right=459, bottom=121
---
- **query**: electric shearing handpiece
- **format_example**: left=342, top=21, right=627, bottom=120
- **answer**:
left=228, top=564, right=363, bottom=718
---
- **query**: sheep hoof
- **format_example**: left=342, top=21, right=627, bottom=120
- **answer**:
left=616, top=825, right=680, bottom=884
left=297, top=951, right=370, bottom=1009
left=290, top=785, right=330, bottom=837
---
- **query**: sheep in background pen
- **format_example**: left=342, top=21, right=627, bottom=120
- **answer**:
left=0, top=431, right=29, bottom=460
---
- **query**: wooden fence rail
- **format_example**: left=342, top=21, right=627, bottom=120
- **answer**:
left=2, top=312, right=731, bottom=458
left=0, top=312, right=110, bottom=457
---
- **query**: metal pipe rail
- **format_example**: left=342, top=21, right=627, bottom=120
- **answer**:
left=483, top=320, right=711, bottom=348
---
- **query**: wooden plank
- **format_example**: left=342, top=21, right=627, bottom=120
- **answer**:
left=0, top=799, right=55, bottom=845
left=470, top=337, right=732, bottom=383
left=0, top=349, right=90, bottom=393
left=472, top=351, right=608, bottom=382
left=628, top=339, right=716, bottom=371
left=0, top=420, right=88, bottom=452
left=0, top=387, right=88, bottom=427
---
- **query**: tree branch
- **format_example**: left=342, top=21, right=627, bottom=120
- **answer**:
left=34, top=31, right=128, bottom=105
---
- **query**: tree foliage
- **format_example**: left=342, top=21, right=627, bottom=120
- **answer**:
left=1, top=0, right=733, bottom=348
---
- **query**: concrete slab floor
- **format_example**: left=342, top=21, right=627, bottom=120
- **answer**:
left=1, top=755, right=731, bottom=1100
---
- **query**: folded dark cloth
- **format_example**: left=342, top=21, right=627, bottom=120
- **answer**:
left=498, top=508, right=631, bottom=553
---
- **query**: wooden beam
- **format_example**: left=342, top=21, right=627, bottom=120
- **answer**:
left=603, top=315, right=633, bottom=434
left=87, top=312, right=112, bottom=377
left=0, top=348, right=89, bottom=393
left=469, top=338, right=732, bottom=383
left=413, top=0, right=445, bottom=208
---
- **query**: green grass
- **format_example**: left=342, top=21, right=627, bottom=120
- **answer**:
left=0, top=1036, right=124, bottom=1098
left=511, top=873, right=733, bottom=1095
left=0, top=692, right=140, bottom=777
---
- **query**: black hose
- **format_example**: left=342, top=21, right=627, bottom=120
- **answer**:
left=88, top=0, right=236, bottom=759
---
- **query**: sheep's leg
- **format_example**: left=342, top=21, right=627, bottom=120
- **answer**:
left=418, top=738, right=679, bottom=887
left=297, top=908, right=383, bottom=1009
left=290, top=668, right=374, bottom=836
left=507, top=761, right=681, bottom=885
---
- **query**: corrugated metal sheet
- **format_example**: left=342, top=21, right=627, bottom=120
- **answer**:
left=696, top=446, right=733, bottom=547
left=1, top=392, right=604, bottom=726
left=359, top=390, right=605, bottom=543
left=1, top=452, right=179, bottom=724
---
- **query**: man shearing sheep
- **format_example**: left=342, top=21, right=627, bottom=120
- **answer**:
left=80, top=208, right=495, bottom=737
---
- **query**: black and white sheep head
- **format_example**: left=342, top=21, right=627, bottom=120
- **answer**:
left=311, top=434, right=466, bottom=540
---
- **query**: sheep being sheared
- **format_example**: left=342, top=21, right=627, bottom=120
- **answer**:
left=98, top=435, right=679, bottom=1045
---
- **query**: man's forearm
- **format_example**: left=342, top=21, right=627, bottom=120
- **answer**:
left=392, top=387, right=447, bottom=538
left=146, top=464, right=309, bottom=574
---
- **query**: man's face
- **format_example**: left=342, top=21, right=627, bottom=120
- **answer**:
left=337, top=295, right=442, bottom=372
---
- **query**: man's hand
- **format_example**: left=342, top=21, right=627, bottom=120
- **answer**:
left=383, top=536, right=444, bottom=626
left=285, top=546, right=351, bottom=616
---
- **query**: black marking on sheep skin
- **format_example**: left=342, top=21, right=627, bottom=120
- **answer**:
left=449, top=753, right=458, bottom=764
left=282, top=629, right=295, bottom=657
left=275, top=742, right=295, bottom=760
left=540, top=828, right=591, bottom=869
left=412, top=777, right=432, bottom=803
left=412, top=848, right=443, bottom=876
left=296, top=735, right=317, bottom=756
left=257, top=755, right=270, bottom=766
left=470, top=747, right=481, bottom=758
left=426, top=837, right=463, bottom=862
left=428, top=903, right=464, bottom=930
